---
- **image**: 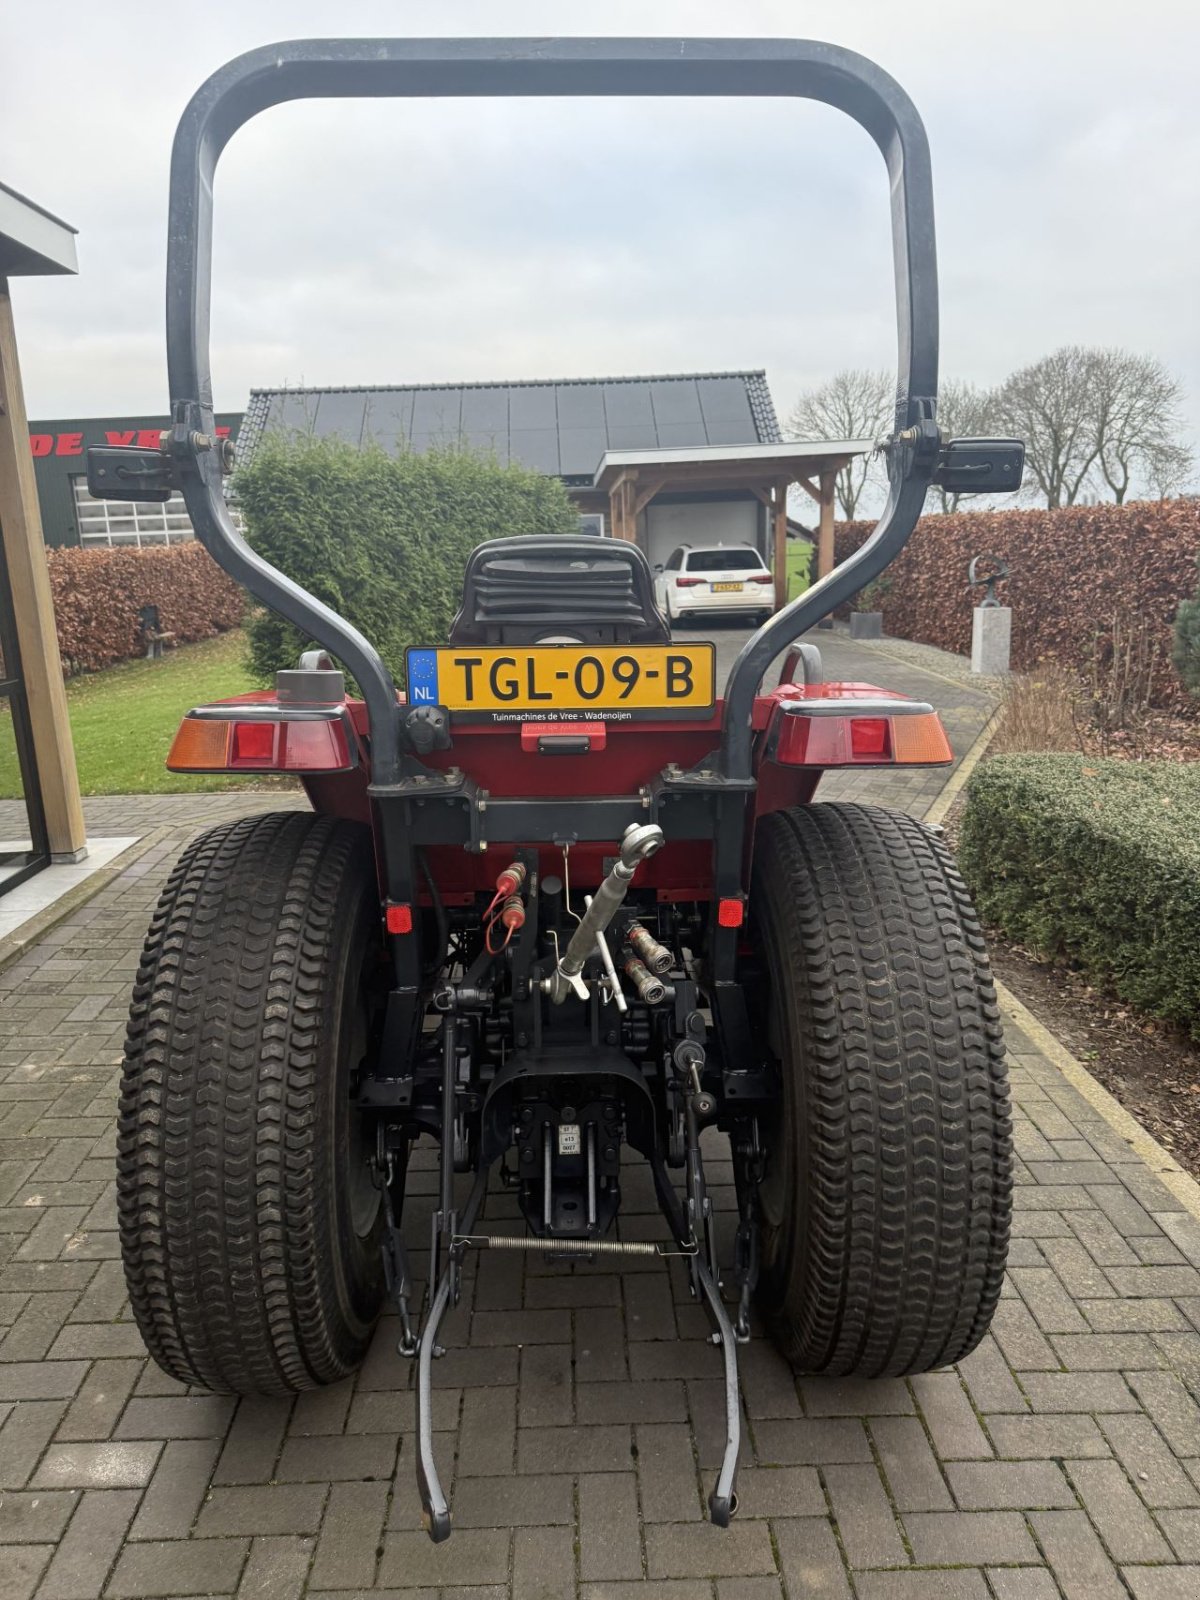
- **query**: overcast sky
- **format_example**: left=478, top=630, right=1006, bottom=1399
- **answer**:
left=3, top=0, right=1197, bottom=452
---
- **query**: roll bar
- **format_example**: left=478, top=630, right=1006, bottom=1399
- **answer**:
left=161, top=37, right=941, bottom=787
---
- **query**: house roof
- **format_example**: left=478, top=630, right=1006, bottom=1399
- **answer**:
left=0, top=180, right=77, bottom=276
left=236, top=371, right=782, bottom=480
left=590, top=439, right=874, bottom=489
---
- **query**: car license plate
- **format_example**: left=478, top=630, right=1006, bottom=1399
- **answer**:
left=406, top=644, right=716, bottom=721
left=712, top=581, right=743, bottom=592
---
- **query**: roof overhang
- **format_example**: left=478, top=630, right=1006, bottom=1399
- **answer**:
left=591, top=438, right=873, bottom=493
left=0, top=182, right=78, bottom=277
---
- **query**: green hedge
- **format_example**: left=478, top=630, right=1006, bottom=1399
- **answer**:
left=958, top=754, right=1200, bottom=1038
left=235, top=436, right=579, bottom=685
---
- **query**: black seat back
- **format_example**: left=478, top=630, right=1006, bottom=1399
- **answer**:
left=448, top=536, right=670, bottom=646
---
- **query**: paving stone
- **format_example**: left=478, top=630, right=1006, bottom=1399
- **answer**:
left=54, top=1359, right=141, bottom=1443
left=1082, top=1299, right=1188, bottom=1333
left=1122, top=1570, right=1200, bottom=1600
left=726, top=1465, right=823, bottom=1519
left=821, top=1462, right=906, bottom=1567
left=113, top=1394, right=235, bottom=1439
left=986, top=1568, right=1071, bottom=1599
left=946, top=1459, right=1074, bottom=1509
left=1096, top=1417, right=1200, bottom=1509
left=288, top=1379, right=354, bottom=1437
left=1031, top=1509, right=1128, bottom=1600
left=453, top=1473, right=573, bottom=1527
left=755, top=1416, right=876, bottom=1466
left=578, top=1473, right=642, bottom=1582
left=576, top=1307, right=628, bottom=1382
left=771, top=1517, right=852, bottom=1598
left=458, top=1385, right=516, bottom=1476
left=195, top=1484, right=328, bottom=1537
left=635, top=1422, right=702, bottom=1522
left=0, top=1363, right=88, bottom=1403
left=853, top=1576, right=990, bottom=1599
left=32, top=1441, right=160, bottom=1490
left=469, top=1309, right=570, bottom=1346
left=308, top=1482, right=387, bottom=1591
left=1019, top=1372, right=1140, bottom=1413
left=37, top=1488, right=139, bottom=1600
left=986, top=1413, right=1111, bottom=1460
left=1049, top=1332, right=1163, bottom=1371
left=107, top=1537, right=250, bottom=1596
left=1065, top=1458, right=1173, bottom=1562
left=0, top=1542, right=52, bottom=1600
left=0, top=1489, right=79, bottom=1544
left=737, top=1342, right=801, bottom=1420
left=904, top=1509, right=1040, bottom=1565
left=911, top=1372, right=993, bottom=1460
left=128, top=1437, right=221, bottom=1540
left=518, top=1344, right=573, bottom=1428
left=644, top=1519, right=776, bottom=1579
left=236, top=1535, right=313, bottom=1600
left=1156, top=1509, right=1200, bottom=1560
left=511, top=1526, right=575, bottom=1600
left=517, top=1423, right=632, bottom=1474
left=870, top=1416, right=953, bottom=1511
left=956, top=1334, right=1029, bottom=1414
left=274, top=1433, right=398, bottom=1483
left=577, top=1379, right=686, bottom=1425
left=1125, top=1371, right=1200, bottom=1454
left=990, top=1300, right=1060, bottom=1370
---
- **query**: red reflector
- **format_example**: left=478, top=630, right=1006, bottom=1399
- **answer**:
left=849, top=717, right=891, bottom=759
left=386, top=904, right=413, bottom=935
left=717, top=897, right=745, bottom=928
left=278, top=719, right=354, bottom=771
left=231, top=721, right=276, bottom=765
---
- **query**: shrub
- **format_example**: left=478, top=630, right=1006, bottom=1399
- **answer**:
left=235, top=437, right=580, bottom=685
left=1172, top=553, right=1200, bottom=698
left=958, top=754, right=1200, bottom=1037
left=834, top=500, right=1200, bottom=710
left=46, top=543, right=244, bottom=676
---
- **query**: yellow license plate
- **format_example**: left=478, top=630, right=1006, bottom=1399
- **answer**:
left=406, top=644, right=716, bottom=720
left=712, top=581, right=743, bottom=592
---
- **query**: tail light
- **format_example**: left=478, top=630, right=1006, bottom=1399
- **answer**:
left=747, top=574, right=773, bottom=585
left=769, top=699, right=952, bottom=767
left=675, top=576, right=703, bottom=588
left=168, top=710, right=358, bottom=773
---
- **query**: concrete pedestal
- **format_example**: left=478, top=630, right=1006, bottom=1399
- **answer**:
left=850, top=611, right=883, bottom=640
left=972, top=606, right=1011, bottom=675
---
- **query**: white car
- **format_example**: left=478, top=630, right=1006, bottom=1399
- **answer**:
left=654, top=544, right=775, bottom=626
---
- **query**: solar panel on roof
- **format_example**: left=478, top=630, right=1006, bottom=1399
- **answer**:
left=312, top=392, right=368, bottom=443
left=509, top=386, right=557, bottom=429
left=557, top=426, right=608, bottom=477
left=649, top=381, right=704, bottom=427
left=509, top=428, right=560, bottom=474
left=555, top=384, right=605, bottom=426
left=460, top=389, right=509, bottom=430
left=602, top=384, right=654, bottom=430
left=655, top=421, right=709, bottom=448
left=361, top=392, right=415, bottom=450
left=411, top=389, right=463, bottom=436
left=265, top=393, right=320, bottom=435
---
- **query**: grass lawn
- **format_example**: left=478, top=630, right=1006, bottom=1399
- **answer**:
left=0, top=630, right=274, bottom=797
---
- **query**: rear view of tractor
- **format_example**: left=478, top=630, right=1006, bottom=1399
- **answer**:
left=90, top=37, right=1023, bottom=1541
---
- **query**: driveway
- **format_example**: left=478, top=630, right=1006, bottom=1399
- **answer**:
left=2, top=628, right=1198, bottom=1599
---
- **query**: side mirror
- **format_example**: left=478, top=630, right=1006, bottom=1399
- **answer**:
left=654, top=563, right=664, bottom=574
left=932, top=438, right=1024, bottom=497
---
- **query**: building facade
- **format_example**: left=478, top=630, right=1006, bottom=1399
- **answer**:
left=28, top=413, right=241, bottom=548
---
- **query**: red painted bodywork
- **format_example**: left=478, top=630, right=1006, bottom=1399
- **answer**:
left=191, top=683, right=950, bottom=903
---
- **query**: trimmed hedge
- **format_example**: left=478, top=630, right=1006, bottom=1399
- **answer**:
left=835, top=501, right=1200, bottom=709
left=235, top=437, right=580, bottom=685
left=958, top=754, right=1200, bottom=1037
left=46, top=543, right=245, bottom=676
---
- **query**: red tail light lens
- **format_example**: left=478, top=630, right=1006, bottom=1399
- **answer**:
left=675, top=577, right=703, bottom=588
left=168, top=712, right=356, bottom=773
left=231, top=721, right=275, bottom=766
left=849, top=717, right=890, bottom=759
left=747, top=574, right=773, bottom=585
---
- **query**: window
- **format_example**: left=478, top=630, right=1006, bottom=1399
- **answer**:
left=683, top=548, right=766, bottom=573
left=577, top=512, right=605, bottom=536
left=665, top=547, right=685, bottom=571
left=72, top=476, right=240, bottom=547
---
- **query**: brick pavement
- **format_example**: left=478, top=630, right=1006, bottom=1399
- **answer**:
left=3, top=637, right=1199, bottom=1597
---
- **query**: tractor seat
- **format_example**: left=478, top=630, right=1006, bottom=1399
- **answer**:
left=448, top=535, right=670, bottom=646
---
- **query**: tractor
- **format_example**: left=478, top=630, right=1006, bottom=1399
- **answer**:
left=89, top=37, right=1023, bottom=1541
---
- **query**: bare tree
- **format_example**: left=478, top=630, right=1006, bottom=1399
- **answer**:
left=931, top=379, right=999, bottom=512
left=787, top=368, right=892, bottom=519
left=1090, top=349, right=1193, bottom=503
left=994, top=345, right=1193, bottom=508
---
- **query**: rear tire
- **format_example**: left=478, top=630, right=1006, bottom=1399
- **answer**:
left=750, top=803, right=1011, bottom=1376
left=118, top=811, right=388, bottom=1394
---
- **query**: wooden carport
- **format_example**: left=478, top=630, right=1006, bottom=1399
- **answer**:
left=0, top=183, right=86, bottom=876
left=586, top=440, right=874, bottom=610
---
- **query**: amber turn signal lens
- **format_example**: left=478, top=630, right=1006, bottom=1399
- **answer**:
left=166, top=718, right=231, bottom=771
left=891, top=714, right=953, bottom=764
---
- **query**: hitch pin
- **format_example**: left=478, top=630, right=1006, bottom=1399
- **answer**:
left=585, top=895, right=627, bottom=1014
